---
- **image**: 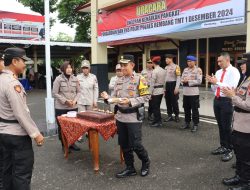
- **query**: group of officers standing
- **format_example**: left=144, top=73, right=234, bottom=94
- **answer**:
left=139, top=54, right=202, bottom=132
left=1, top=46, right=250, bottom=190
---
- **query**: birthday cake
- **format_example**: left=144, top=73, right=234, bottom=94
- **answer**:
left=77, top=110, right=114, bottom=123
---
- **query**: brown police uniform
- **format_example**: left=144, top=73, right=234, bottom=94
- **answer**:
left=181, top=64, right=202, bottom=131
left=77, top=73, right=99, bottom=111
left=230, top=57, right=250, bottom=187
left=150, top=56, right=166, bottom=127
left=0, top=48, right=41, bottom=190
left=52, top=73, right=80, bottom=143
left=164, top=55, right=181, bottom=121
left=141, top=60, right=154, bottom=120
left=105, top=54, right=150, bottom=178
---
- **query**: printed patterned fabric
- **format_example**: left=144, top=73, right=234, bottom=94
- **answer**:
left=57, top=116, right=117, bottom=146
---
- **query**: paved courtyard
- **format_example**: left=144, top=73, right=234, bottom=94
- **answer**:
left=27, top=90, right=234, bottom=190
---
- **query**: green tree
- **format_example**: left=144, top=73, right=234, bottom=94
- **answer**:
left=19, top=0, right=58, bottom=15
left=57, top=0, right=91, bottom=42
left=52, top=32, right=73, bottom=42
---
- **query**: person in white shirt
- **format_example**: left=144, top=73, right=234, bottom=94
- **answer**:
left=206, top=52, right=240, bottom=162
left=109, top=64, right=123, bottom=95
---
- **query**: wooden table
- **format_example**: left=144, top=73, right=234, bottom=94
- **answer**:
left=57, top=116, right=122, bottom=171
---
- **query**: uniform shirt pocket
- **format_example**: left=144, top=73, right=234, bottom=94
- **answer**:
left=60, top=82, right=68, bottom=92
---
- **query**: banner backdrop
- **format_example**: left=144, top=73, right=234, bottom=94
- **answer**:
left=97, top=0, right=245, bottom=43
left=0, top=11, right=44, bottom=41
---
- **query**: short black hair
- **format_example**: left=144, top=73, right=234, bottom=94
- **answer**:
left=4, top=56, right=13, bottom=66
left=220, top=52, right=230, bottom=59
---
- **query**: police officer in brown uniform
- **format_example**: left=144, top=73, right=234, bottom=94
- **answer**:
left=221, top=54, right=250, bottom=190
left=164, top=54, right=181, bottom=122
left=181, top=56, right=202, bottom=132
left=101, top=54, right=150, bottom=178
left=77, top=60, right=99, bottom=112
left=53, top=62, right=81, bottom=151
left=141, top=59, right=154, bottom=121
left=0, top=48, right=44, bottom=190
left=150, top=56, right=166, bottom=127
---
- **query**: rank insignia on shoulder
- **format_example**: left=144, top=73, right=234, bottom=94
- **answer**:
left=14, top=85, right=22, bottom=93
left=176, top=66, right=181, bottom=76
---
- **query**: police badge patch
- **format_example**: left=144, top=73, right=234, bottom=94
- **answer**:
left=14, top=85, right=22, bottom=93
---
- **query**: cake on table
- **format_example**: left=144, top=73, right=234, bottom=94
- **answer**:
left=77, top=110, right=114, bottom=123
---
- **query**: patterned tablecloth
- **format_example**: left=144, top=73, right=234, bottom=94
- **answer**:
left=57, top=116, right=117, bottom=146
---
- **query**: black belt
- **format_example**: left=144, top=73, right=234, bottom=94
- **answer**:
left=183, top=84, right=199, bottom=87
left=117, top=106, right=138, bottom=114
left=214, top=97, right=232, bottom=101
left=234, top=106, right=250, bottom=113
left=154, top=85, right=164, bottom=88
left=0, top=117, right=18, bottom=123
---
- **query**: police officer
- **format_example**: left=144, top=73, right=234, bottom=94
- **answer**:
left=150, top=56, right=166, bottom=127
left=109, top=64, right=123, bottom=96
left=181, top=56, right=202, bottom=132
left=77, top=60, right=99, bottom=111
left=141, top=58, right=154, bottom=121
left=221, top=53, right=250, bottom=190
left=52, top=61, right=81, bottom=151
left=0, top=48, right=44, bottom=190
left=164, top=54, right=181, bottom=122
left=101, top=54, right=150, bottom=178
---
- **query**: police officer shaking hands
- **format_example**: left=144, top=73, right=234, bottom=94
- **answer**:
left=101, top=54, right=150, bottom=178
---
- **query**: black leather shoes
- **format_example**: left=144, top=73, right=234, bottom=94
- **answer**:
left=150, top=122, right=162, bottom=128
left=148, top=115, right=154, bottom=121
left=164, top=116, right=173, bottom=122
left=221, top=151, right=233, bottom=162
left=69, top=143, right=80, bottom=151
left=141, top=160, right=150, bottom=177
left=223, top=175, right=241, bottom=186
left=175, top=116, right=180, bottom=122
left=228, top=184, right=250, bottom=190
left=191, top=125, right=198, bottom=132
left=180, top=122, right=190, bottom=129
left=211, top=147, right=227, bottom=155
left=116, top=166, right=137, bottom=178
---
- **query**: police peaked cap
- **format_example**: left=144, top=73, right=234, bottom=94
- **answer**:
left=120, top=54, right=135, bottom=63
left=4, top=48, right=31, bottom=61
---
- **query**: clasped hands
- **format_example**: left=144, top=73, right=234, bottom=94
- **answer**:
left=65, top=100, right=77, bottom=107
